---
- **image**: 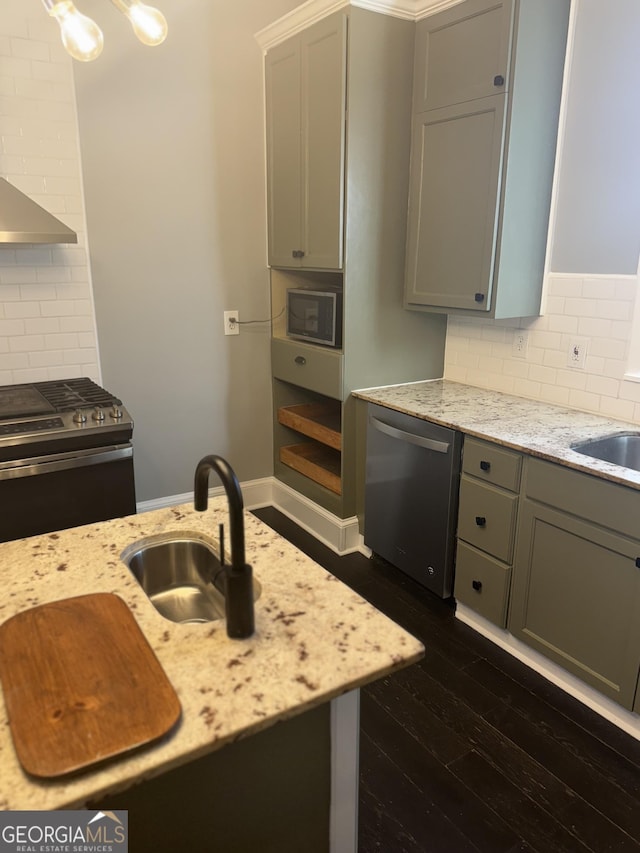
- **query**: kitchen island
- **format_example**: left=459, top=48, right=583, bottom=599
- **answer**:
left=0, top=500, right=423, bottom=849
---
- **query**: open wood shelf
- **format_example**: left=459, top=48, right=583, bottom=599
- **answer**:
left=278, top=402, right=342, bottom=450
left=280, top=443, right=342, bottom=495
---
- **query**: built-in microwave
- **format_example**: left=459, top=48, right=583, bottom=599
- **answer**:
left=286, top=289, right=342, bottom=348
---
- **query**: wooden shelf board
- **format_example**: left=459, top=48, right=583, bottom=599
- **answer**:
left=278, top=403, right=342, bottom=450
left=280, top=443, right=342, bottom=495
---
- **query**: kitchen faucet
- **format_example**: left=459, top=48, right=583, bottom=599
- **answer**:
left=194, top=455, right=254, bottom=639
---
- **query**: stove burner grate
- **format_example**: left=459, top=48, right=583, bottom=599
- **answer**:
left=33, top=379, right=123, bottom=413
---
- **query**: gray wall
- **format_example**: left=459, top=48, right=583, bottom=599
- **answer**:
left=550, top=0, right=640, bottom=274
left=74, top=0, right=304, bottom=501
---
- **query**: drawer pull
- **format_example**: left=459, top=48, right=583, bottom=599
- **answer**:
left=292, top=249, right=305, bottom=259
left=475, top=516, right=486, bottom=527
left=480, top=460, right=491, bottom=472
left=472, top=580, right=483, bottom=592
left=294, top=356, right=306, bottom=365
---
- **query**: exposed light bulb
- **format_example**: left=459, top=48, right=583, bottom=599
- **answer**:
left=42, top=0, right=104, bottom=62
left=110, top=0, right=168, bottom=47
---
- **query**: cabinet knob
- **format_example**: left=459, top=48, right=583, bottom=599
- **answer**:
left=475, top=516, right=486, bottom=527
left=472, top=580, right=483, bottom=592
left=474, top=292, right=485, bottom=303
left=635, top=557, right=640, bottom=569
left=494, top=74, right=505, bottom=86
left=294, top=355, right=306, bottom=365
left=480, top=460, right=491, bottom=471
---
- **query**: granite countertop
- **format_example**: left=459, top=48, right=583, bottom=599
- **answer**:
left=353, top=379, right=640, bottom=490
left=0, top=501, right=423, bottom=811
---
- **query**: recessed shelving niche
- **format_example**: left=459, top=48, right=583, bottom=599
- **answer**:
left=278, top=400, right=342, bottom=495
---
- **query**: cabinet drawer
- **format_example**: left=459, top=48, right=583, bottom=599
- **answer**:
left=462, top=437, right=521, bottom=492
left=457, top=475, right=517, bottom=562
left=271, top=338, right=343, bottom=399
left=455, top=541, right=511, bottom=627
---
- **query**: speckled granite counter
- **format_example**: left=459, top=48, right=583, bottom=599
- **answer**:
left=353, top=379, right=640, bottom=490
left=0, top=501, right=423, bottom=811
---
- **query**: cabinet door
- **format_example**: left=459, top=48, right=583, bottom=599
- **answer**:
left=405, top=95, right=506, bottom=311
left=413, top=0, right=514, bottom=113
left=300, top=13, right=347, bottom=269
left=509, top=499, right=640, bottom=709
left=266, top=37, right=302, bottom=268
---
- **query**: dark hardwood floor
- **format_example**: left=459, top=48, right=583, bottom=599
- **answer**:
left=252, top=506, right=640, bottom=853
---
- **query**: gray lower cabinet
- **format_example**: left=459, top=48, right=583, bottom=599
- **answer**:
left=404, top=0, right=570, bottom=318
left=509, top=458, right=640, bottom=710
left=454, top=437, right=522, bottom=627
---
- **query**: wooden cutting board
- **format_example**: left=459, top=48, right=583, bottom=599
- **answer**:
left=0, top=592, right=181, bottom=778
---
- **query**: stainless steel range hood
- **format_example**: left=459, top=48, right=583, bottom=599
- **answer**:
left=0, top=178, right=77, bottom=244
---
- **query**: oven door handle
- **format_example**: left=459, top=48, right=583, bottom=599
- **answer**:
left=0, top=444, right=133, bottom=481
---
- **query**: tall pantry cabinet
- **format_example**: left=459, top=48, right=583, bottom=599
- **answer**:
left=261, top=5, right=447, bottom=521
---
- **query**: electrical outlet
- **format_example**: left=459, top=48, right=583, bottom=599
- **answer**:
left=567, top=338, right=588, bottom=369
left=512, top=330, right=529, bottom=359
left=224, top=310, right=239, bottom=336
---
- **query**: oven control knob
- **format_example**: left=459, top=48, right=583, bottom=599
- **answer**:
left=109, top=405, right=123, bottom=420
left=92, top=407, right=105, bottom=422
left=73, top=408, right=87, bottom=424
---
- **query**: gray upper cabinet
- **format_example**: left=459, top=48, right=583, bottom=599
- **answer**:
left=265, top=13, right=347, bottom=270
left=405, top=0, right=570, bottom=319
left=405, top=94, right=506, bottom=311
left=413, top=0, right=513, bottom=113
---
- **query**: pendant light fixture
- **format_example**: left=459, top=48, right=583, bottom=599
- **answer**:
left=41, top=0, right=104, bottom=62
left=109, top=0, right=168, bottom=47
left=41, top=0, right=168, bottom=61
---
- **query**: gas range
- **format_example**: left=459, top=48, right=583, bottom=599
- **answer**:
left=0, top=378, right=137, bottom=542
left=0, top=378, right=134, bottom=459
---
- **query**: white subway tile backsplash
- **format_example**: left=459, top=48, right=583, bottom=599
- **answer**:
left=568, top=389, right=602, bottom=412
left=43, top=333, right=79, bottom=350
left=4, top=301, right=41, bottom=319
left=0, top=7, right=99, bottom=385
left=444, top=272, right=640, bottom=424
left=40, top=300, right=75, bottom=317
left=0, top=319, right=25, bottom=336
left=586, top=375, right=620, bottom=397
left=25, top=317, right=60, bottom=335
left=601, top=397, right=635, bottom=421
left=29, top=350, right=63, bottom=368
left=9, top=334, right=44, bottom=353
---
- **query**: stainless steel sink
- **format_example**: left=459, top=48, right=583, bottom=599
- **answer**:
left=571, top=432, right=640, bottom=471
left=121, top=532, right=261, bottom=624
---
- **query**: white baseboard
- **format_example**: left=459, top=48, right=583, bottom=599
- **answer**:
left=137, top=476, right=361, bottom=556
left=456, top=604, right=640, bottom=741
left=270, top=479, right=362, bottom=554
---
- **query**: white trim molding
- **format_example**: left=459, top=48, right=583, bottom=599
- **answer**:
left=255, top=0, right=467, bottom=51
left=457, top=604, right=640, bottom=741
left=137, top=476, right=363, bottom=556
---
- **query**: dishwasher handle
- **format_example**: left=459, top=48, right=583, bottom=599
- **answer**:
left=369, top=415, right=450, bottom=454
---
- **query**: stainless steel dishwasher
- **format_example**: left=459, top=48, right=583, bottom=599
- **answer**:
left=364, top=403, right=462, bottom=598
